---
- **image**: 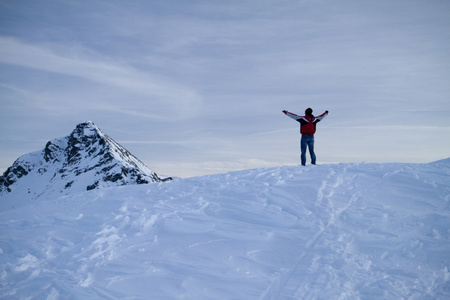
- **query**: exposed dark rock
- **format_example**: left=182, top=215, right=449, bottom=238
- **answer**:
left=86, top=182, right=99, bottom=191
left=0, top=165, right=29, bottom=191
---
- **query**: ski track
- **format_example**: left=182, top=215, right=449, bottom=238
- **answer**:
left=1, top=162, right=450, bottom=299
left=262, top=163, right=450, bottom=300
left=262, top=165, right=362, bottom=299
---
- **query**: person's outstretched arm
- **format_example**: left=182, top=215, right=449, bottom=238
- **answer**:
left=315, top=110, right=329, bottom=121
left=282, top=110, right=302, bottom=121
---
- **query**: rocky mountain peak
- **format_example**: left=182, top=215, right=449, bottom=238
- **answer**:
left=0, top=121, right=170, bottom=200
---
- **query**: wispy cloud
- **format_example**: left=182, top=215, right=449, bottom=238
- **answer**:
left=0, top=36, right=203, bottom=119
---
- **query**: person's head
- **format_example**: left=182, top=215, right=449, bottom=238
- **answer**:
left=305, top=108, right=313, bottom=115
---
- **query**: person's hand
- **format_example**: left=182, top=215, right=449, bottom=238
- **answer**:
left=282, top=110, right=287, bottom=113
left=325, top=110, right=329, bottom=113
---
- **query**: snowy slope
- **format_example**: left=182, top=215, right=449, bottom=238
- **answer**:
left=1, top=160, right=450, bottom=299
left=0, top=121, right=168, bottom=202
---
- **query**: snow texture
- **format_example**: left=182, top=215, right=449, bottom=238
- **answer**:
left=0, top=121, right=168, bottom=200
left=1, top=158, right=449, bottom=299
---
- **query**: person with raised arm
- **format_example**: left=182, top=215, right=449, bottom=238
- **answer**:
left=282, top=108, right=328, bottom=166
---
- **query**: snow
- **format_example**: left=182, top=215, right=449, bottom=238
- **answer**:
left=1, top=160, right=450, bottom=299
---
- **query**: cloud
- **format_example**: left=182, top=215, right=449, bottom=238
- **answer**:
left=0, top=36, right=203, bottom=119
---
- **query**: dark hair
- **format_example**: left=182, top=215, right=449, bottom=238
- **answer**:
left=305, top=108, right=313, bottom=115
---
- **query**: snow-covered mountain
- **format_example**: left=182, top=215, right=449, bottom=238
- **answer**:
left=1, top=160, right=449, bottom=299
left=0, top=121, right=169, bottom=200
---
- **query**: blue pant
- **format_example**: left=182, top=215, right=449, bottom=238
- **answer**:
left=301, top=135, right=316, bottom=165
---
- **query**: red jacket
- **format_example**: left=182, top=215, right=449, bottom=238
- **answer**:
left=284, top=110, right=328, bottom=135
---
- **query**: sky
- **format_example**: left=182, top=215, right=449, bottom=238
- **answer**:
left=0, top=0, right=449, bottom=178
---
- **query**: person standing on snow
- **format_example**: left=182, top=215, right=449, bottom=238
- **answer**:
left=282, top=108, right=328, bottom=166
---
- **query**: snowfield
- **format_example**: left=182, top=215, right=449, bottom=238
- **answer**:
left=1, top=160, right=450, bottom=299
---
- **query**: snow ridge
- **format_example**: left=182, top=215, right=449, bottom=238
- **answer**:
left=1, top=160, right=449, bottom=299
left=0, top=121, right=169, bottom=200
